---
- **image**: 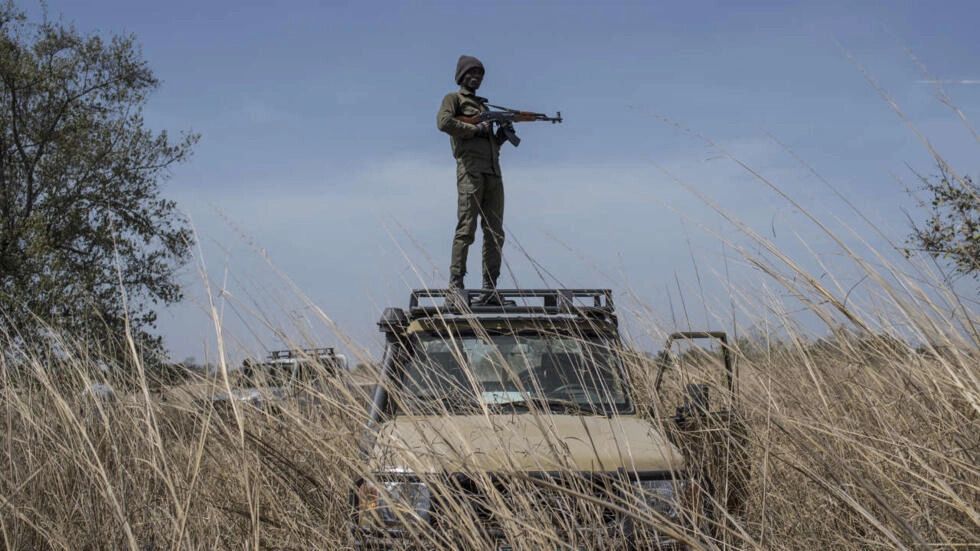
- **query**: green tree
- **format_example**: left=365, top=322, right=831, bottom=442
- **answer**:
left=907, top=165, right=980, bottom=279
left=0, top=3, right=197, bottom=358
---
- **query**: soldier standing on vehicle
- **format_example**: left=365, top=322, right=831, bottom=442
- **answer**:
left=436, top=55, right=515, bottom=306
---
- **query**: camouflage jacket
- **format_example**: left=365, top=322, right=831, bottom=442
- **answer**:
left=436, top=87, right=501, bottom=176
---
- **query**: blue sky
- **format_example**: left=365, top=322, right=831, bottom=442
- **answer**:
left=34, top=1, right=980, bottom=362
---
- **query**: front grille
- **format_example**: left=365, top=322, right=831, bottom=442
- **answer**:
left=432, top=473, right=630, bottom=546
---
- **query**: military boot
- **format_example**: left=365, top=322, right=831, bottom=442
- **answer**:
left=476, top=275, right=515, bottom=307
left=447, top=274, right=467, bottom=311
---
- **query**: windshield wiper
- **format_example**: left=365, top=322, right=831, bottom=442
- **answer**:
left=497, top=396, right=596, bottom=415
left=412, top=392, right=478, bottom=409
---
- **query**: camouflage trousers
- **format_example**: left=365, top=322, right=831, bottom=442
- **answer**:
left=450, top=168, right=504, bottom=284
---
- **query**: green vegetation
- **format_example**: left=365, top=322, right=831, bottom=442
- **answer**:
left=0, top=3, right=196, bottom=360
left=908, top=164, right=980, bottom=279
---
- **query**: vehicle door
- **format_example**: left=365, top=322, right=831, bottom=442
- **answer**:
left=653, top=332, right=749, bottom=533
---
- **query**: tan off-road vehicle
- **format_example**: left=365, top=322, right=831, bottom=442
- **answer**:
left=157, top=348, right=348, bottom=414
left=209, top=347, right=348, bottom=409
left=352, top=289, right=747, bottom=550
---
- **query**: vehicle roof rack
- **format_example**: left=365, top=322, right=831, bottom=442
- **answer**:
left=408, top=288, right=616, bottom=324
left=267, top=347, right=337, bottom=361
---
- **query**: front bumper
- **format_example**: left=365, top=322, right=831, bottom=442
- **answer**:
left=353, top=527, right=688, bottom=551
left=350, top=471, right=695, bottom=550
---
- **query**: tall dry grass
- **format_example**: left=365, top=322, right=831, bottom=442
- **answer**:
left=1, top=241, right=977, bottom=550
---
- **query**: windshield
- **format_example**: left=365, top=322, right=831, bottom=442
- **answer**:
left=400, top=333, right=630, bottom=414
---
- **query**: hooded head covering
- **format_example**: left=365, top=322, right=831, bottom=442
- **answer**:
left=455, top=55, right=485, bottom=85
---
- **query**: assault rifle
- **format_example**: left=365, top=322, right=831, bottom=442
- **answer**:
left=455, top=103, right=563, bottom=147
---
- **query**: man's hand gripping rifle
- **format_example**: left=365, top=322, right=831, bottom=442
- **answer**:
left=456, top=104, right=563, bottom=147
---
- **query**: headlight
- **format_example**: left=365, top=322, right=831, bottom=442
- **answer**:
left=357, top=479, right=432, bottom=528
left=635, top=479, right=686, bottom=520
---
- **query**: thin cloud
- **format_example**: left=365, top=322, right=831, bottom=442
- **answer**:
left=915, top=79, right=980, bottom=85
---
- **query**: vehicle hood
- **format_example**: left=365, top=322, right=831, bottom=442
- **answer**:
left=369, top=414, right=684, bottom=474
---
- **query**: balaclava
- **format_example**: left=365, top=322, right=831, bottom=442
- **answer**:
left=455, top=55, right=485, bottom=85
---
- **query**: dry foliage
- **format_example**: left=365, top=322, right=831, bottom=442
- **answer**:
left=1, top=273, right=977, bottom=550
